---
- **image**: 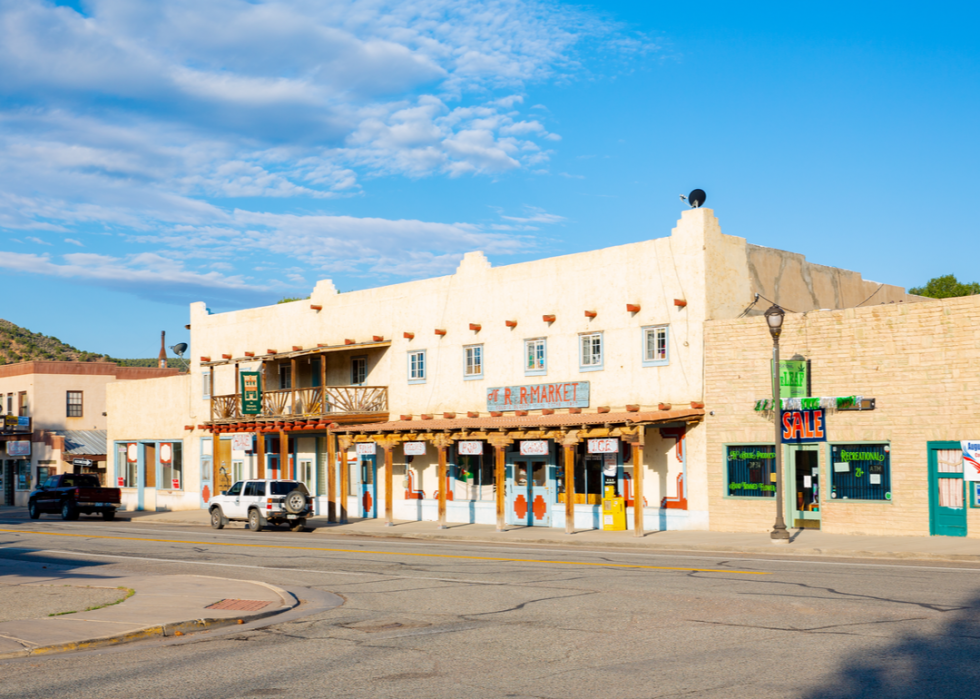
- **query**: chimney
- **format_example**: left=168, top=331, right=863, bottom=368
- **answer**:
left=159, top=331, right=167, bottom=369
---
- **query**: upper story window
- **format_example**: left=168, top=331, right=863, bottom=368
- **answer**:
left=18, top=391, right=27, bottom=417
left=351, top=356, right=367, bottom=385
left=408, top=350, right=426, bottom=384
left=643, top=325, right=670, bottom=367
left=464, top=345, right=483, bottom=380
left=279, top=365, right=291, bottom=389
left=66, top=391, right=83, bottom=418
left=202, top=370, right=211, bottom=399
left=579, top=332, right=603, bottom=372
left=524, top=338, right=546, bottom=376
left=5, top=393, right=12, bottom=414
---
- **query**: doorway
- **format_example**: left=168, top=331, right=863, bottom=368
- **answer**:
left=506, top=455, right=552, bottom=526
left=929, top=442, right=967, bottom=537
left=354, top=454, right=377, bottom=518
left=789, top=446, right=820, bottom=529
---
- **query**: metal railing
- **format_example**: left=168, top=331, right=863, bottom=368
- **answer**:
left=210, top=386, right=387, bottom=422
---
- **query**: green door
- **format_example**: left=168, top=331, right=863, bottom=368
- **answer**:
left=928, top=442, right=967, bottom=537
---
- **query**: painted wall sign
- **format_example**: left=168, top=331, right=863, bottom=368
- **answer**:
left=520, top=440, right=549, bottom=456
left=487, top=381, right=589, bottom=412
left=403, top=441, right=426, bottom=456
left=781, top=409, right=826, bottom=443
left=7, top=440, right=30, bottom=456
left=240, top=371, right=262, bottom=415
left=772, top=359, right=808, bottom=398
left=356, top=442, right=376, bottom=456
left=231, top=434, right=252, bottom=452
left=962, top=441, right=980, bottom=482
left=588, top=438, right=618, bottom=454
left=457, top=441, right=483, bottom=456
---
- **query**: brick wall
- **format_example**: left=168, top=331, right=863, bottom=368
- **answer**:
left=705, top=296, right=980, bottom=538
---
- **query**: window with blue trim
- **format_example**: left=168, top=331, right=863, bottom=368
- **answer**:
left=642, top=325, right=669, bottom=367
left=408, top=350, right=426, bottom=384
left=524, top=338, right=546, bottom=376
left=830, top=444, right=891, bottom=501
left=464, top=345, right=483, bottom=380
left=579, top=332, right=603, bottom=372
left=726, top=445, right=776, bottom=497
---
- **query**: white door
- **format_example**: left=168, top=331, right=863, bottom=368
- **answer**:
left=223, top=481, right=247, bottom=519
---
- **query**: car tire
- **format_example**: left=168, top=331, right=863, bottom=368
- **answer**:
left=290, top=518, right=307, bottom=532
left=210, top=507, right=226, bottom=529
left=61, top=501, right=78, bottom=521
left=102, top=510, right=116, bottom=521
left=247, top=509, right=262, bottom=532
left=28, top=500, right=40, bottom=519
left=284, top=490, right=307, bottom=514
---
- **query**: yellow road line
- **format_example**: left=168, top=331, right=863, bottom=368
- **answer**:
left=0, top=528, right=768, bottom=575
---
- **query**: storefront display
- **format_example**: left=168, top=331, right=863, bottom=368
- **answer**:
left=830, top=444, right=891, bottom=501
left=726, top=445, right=776, bottom=497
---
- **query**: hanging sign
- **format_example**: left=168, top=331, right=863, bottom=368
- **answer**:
left=781, top=409, right=826, bottom=443
left=457, top=441, right=483, bottom=456
left=962, top=441, right=980, bottom=482
left=487, top=381, right=590, bottom=412
left=588, top=438, right=619, bottom=454
left=231, top=433, right=252, bottom=452
left=240, top=371, right=262, bottom=415
left=7, top=440, right=30, bottom=456
left=404, top=441, right=426, bottom=456
left=356, top=442, right=376, bottom=456
left=520, top=440, right=549, bottom=456
left=771, top=359, right=808, bottom=398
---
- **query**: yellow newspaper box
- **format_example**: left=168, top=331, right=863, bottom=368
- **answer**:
left=602, top=494, right=626, bottom=531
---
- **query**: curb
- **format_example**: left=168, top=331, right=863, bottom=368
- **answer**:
left=0, top=582, right=298, bottom=660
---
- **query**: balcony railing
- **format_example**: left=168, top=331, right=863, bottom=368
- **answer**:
left=210, top=386, right=388, bottom=423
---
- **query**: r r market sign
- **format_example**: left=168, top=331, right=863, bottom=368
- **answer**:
left=487, top=381, right=589, bottom=412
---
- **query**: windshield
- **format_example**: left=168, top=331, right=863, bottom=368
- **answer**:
left=61, top=475, right=101, bottom=488
left=269, top=481, right=308, bottom=495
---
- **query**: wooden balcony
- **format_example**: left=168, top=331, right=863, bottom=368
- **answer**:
left=209, top=386, right=388, bottom=425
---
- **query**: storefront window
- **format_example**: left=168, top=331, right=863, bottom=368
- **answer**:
left=830, top=444, right=891, bottom=501
left=458, top=454, right=494, bottom=500
left=726, top=445, right=776, bottom=497
left=15, top=460, right=30, bottom=490
left=162, top=442, right=183, bottom=490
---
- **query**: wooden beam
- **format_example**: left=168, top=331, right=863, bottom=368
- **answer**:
left=432, top=434, right=452, bottom=529
left=320, top=355, right=327, bottom=414
left=279, top=429, right=289, bottom=480
left=209, top=368, right=215, bottom=423
left=632, top=439, right=644, bottom=537
left=383, top=443, right=394, bottom=526
left=326, top=429, right=337, bottom=523
left=563, top=442, right=576, bottom=534
left=338, top=435, right=350, bottom=523
left=488, top=433, right=513, bottom=532
left=212, top=432, right=221, bottom=498
left=256, top=430, right=265, bottom=479
left=290, top=358, right=298, bottom=418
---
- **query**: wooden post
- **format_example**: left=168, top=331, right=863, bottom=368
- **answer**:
left=630, top=426, right=646, bottom=537
left=338, top=435, right=351, bottom=523
left=256, top=431, right=265, bottom=479
left=433, top=434, right=452, bottom=529
left=563, top=441, right=576, bottom=535
left=279, top=430, right=289, bottom=481
left=319, top=355, right=327, bottom=416
left=290, top=358, right=297, bottom=417
left=327, top=429, right=337, bottom=522
left=211, top=431, right=220, bottom=490
left=488, top=433, right=513, bottom=532
left=383, top=442, right=394, bottom=526
left=209, top=366, right=215, bottom=423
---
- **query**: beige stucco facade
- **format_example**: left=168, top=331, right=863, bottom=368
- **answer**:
left=106, top=207, right=916, bottom=529
left=705, top=295, right=980, bottom=538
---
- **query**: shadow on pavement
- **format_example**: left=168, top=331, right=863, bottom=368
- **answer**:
left=0, top=548, right=111, bottom=575
left=803, top=592, right=980, bottom=698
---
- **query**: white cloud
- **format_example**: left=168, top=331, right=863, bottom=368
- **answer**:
left=26, top=236, right=52, bottom=245
left=64, top=238, right=84, bottom=246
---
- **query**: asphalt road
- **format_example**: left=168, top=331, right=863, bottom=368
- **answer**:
left=1, top=510, right=979, bottom=699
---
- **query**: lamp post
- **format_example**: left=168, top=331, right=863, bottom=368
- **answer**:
left=765, top=304, right=791, bottom=544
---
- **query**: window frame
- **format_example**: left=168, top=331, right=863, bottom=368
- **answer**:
left=279, top=365, right=292, bottom=390
left=723, top=443, right=778, bottom=499
left=524, top=338, right=547, bottom=377
left=408, top=350, right=427, bottom=384
left=66, top=390, right=83, bottom=418
left=642, top=325, right=670, bottom=367
left=202, top=370, right=211, bottom=399
left=463, top=344, right=484, bottom=381
left=826, top=442, right=893, bottom=503
left=578, top=332, right=604, bottom=373
left=350, top=356, right=367, bottom=386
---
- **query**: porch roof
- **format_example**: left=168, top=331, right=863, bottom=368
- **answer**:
left=333, top=408, right=704, bottom=434
left=201, top=340, right=392, bottom=367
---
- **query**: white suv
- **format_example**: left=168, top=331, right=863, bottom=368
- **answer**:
left=209, top=479, right=314, bottom=532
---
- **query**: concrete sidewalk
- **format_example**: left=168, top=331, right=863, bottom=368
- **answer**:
left=0, top=558, right=296, bottom=659
left=124, top=508, right=980, bottom=563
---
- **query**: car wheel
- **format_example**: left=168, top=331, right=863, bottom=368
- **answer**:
left=210, top=508, right=225, bottom=529
left=102, top=510, right=116, bottom=521
left=61, top=501, right=78, bottom=521
left=247, top=509, right=262, bottom=532
left=28, top=500, right=40, bottom=519
left=284, top=490, right=307, bottom=514
left=290, top=518, right=307, bottom=532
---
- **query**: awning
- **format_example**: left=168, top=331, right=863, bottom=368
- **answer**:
left=54, top=430, right=107, bottom=457
left=202, top=340, right=391, bottom=367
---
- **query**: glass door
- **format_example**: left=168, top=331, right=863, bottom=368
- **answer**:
left=930, top=445, right=967, bottom=537
left=791, top=447, right=820, bottom=529
left=506, top=456, right=552, bottom=526
left=357, top=455, right=377, bottom=518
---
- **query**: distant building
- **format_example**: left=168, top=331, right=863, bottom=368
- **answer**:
left=0, top=361, right=177, bottom=506
left=107, top=207, right=916, bottom=534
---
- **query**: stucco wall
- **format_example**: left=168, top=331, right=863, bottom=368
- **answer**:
left=705, top=295, right=980, bottom=538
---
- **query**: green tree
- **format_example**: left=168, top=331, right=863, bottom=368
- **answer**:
left=909, top=274, right=980, bottom=299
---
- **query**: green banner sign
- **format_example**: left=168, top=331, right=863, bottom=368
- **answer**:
left=240, top=371, right=262, bottom=415
left=772, top=359, right=808, bottom=398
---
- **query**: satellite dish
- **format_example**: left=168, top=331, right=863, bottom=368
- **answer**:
left=170, top=343, right=188, bottom=357
left=687, top=189, right=706, bottom=208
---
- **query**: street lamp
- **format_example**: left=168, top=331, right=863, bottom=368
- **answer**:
left=765, top=304, right=790, bottom=544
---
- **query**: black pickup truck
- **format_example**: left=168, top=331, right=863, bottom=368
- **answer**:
left=28, top=474, right=122, bottom=521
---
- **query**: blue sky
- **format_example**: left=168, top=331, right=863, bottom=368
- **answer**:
left=1, top=1, right=977, bottom=357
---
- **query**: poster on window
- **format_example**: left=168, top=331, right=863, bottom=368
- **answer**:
left=231, top=433, right=252, bottom=452
left=961, top=441, right=980, bottom=482
left=7, top=440, right=30, bottom=456
left=457, top=441, right=483, bottom=456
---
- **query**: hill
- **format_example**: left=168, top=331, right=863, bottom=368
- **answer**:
left=0, top=319, right=183, bottom=369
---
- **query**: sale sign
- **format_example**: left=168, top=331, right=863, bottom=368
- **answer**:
left=962, top=441, right=980, bottom=482
left=781, top=409, right=826, bottom=444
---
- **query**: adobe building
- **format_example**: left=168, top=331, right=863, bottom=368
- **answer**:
left=0, top=361, right=177, bottom=506
left=704, top=295, right=980, bottom=539
left=106, top=206, right=915, bottom=534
